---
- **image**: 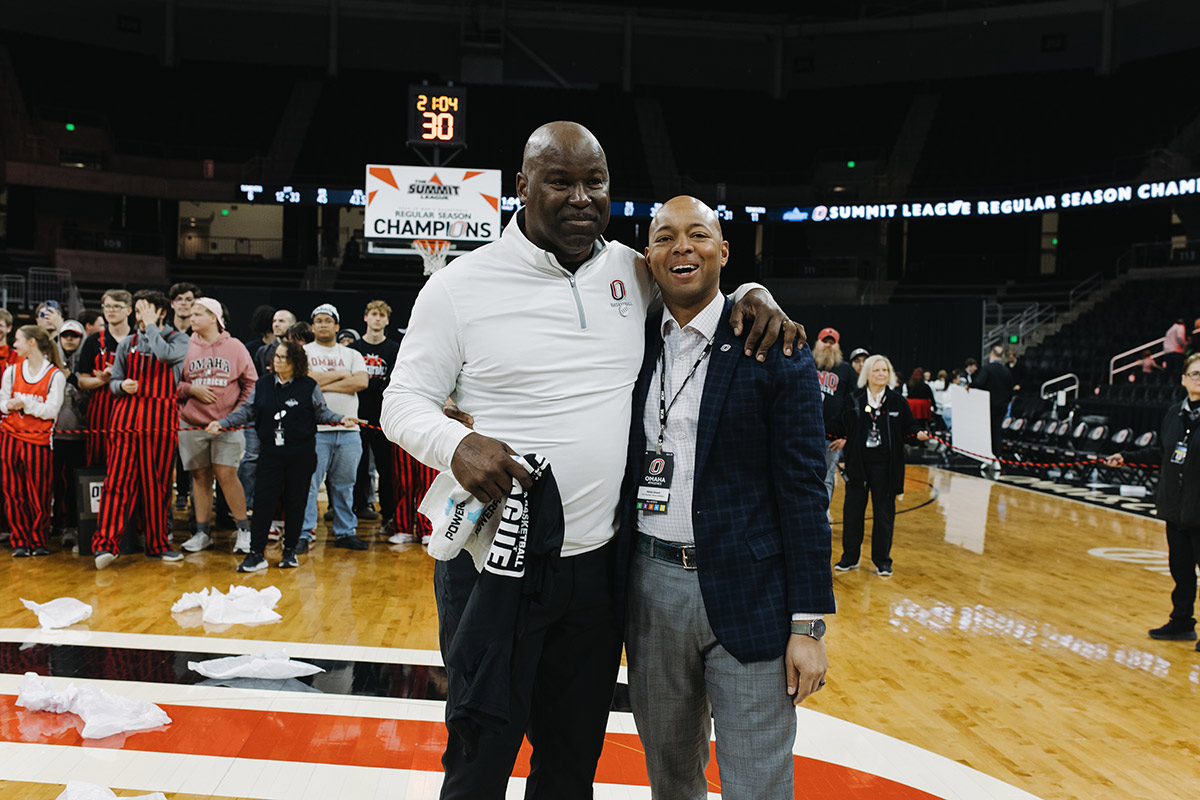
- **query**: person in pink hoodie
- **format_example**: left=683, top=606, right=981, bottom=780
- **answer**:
left=177, top=298, right=257, bottom=554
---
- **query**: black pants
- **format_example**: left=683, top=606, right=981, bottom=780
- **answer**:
left=841, top=460, right=897, bottom=570
left=251, top=448, right=317, bottom=553
left=52, top=438, right=86, bottom=533
left=354, top=426, right=395, bottom=519
left=1167, top=522, right=1200, bottom=623
left=174, top=450, right=189, bottom=500
left=990, top=405, right=1007, bottom=458
left=434, top=546, right=623, bottom=800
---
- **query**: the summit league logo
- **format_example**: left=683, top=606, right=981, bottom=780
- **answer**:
left=610, top=279, right=632, bottom=317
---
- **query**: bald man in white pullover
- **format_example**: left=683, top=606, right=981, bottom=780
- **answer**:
left=381, top=121, right=800, bottom=799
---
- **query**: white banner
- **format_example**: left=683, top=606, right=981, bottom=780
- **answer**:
left=364, top=165, right=501, bottom=242
left=947, top=384, right=993, bottom=464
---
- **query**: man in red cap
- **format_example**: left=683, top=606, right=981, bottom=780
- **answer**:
left=813, top=327, right=856, bottom=515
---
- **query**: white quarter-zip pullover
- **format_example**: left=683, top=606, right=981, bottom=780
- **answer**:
left=382, top=214, right=655, bottom=556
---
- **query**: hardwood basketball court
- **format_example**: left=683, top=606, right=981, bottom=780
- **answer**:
left=0, top=465, right=1189, bottom=799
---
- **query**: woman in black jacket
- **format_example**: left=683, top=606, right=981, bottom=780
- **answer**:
left=208, top=340, right=359, bottom=572
left=1107, top=352, right=1200, bottom=643
left=833, top=354, right=929, bottom=576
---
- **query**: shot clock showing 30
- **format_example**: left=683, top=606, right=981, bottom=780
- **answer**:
left=408, top=85, right=466, bottom=146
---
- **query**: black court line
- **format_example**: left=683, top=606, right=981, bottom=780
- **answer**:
left=0, top=642, right=633, bottom=712
left=827, top=475, right=940, bottom=527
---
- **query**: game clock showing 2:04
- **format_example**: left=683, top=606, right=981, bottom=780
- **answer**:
left=408, top=86, right=466, bottom=147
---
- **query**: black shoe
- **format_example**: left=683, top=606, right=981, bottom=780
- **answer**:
left=295, top=539, right=310, bottom=555
left=334, top=535, right=369, bottom=551
left=1149, top=619, right=1197, bottom=641
left=833, top=561, right=859, bottom=571
left=877, top=565, right=893, bottom=577
left=147, top=548, right=185, bottom=562
left=354, top=506, right=381, bottom=521
left=32, top=546, right=50, bottom=557
left=323, top=509, right=334, bottom=522
left=12, top=547, right=30, bottom=558
left=278, top=549, right=298, bottom=569
left=238, top=552, right=268, bottom=572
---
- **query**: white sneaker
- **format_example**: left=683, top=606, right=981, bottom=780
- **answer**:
left=267, top=520, right=283, bottom=542
left=182, top=532, right=213, bottom=553
left=234, top=529, right=252, bottom=554
left=387, top=531, right=408, bottom=545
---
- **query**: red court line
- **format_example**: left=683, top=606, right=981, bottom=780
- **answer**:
left=0, top=696, right=938, bottom=798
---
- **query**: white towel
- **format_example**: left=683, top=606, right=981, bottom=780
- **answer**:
left=18, top=672, right=171, bottom=740
left=56, top=782, right=167, bottom=800
left=419, top=455, right=543, bottom=571
left=188, top=652, right=324, bottom=680
left=170, top=585, right=283, bottom=625
left=21, top=597, right=93, bottom=630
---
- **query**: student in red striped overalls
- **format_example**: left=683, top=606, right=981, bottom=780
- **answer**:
left=394, top=447, right=437, bottom=544
left=76, top=289, right=134, bottom=467
left=0, top=325, right=66, bottom=557
left=0, top=308, right=19, bottom=543
left=93, top=290, right=189, bottom=570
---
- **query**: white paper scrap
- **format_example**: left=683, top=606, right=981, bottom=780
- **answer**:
left=17, top=672, right=171, bottom=740
left=188, top=651, right=324, bottom=680
left=171, top=584, right=282, bottom=624
left=21, top=597, right=93, bottom=630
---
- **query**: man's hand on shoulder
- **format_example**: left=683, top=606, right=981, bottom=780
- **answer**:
left=451, top=432, right=533, bottom=504
left=728, top=288, right=804, bottom=361
left=785, top=634, right=828, bottom=706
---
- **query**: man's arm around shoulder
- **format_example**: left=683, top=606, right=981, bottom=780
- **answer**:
left=768, top=345, right=834, bottom=703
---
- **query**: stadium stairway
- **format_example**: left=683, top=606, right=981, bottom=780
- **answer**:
left=1020, top=271, right=1200, bottom=395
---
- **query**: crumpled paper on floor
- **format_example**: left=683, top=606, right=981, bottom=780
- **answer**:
left=170, top=585, right=282, bottom=625
left=188, top=651, right=324, bottom=680
left=55, top=782, right=167, bottom=800
left=17, top=672, right=171, bottom=740
left=21, top=597, right=93, bottom=630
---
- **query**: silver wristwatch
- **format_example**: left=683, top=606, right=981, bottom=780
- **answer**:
left=790, top=619, right=826, bottom=640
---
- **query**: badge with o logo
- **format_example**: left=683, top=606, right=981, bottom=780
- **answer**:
left=649, top=458, right=666, bottom=476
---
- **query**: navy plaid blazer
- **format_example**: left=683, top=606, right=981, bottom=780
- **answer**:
left=618, top=296, right=835, bottom=663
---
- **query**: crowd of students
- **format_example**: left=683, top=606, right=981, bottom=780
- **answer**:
left=0, top=285, right=434, bottom=571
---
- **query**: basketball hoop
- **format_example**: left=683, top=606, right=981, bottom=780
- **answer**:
left=415, top=239, right=452, bottom=276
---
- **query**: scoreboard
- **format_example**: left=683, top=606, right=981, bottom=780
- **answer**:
left=408, top=86, right=466, bottom=146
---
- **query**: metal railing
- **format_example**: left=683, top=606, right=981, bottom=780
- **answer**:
left=1040, top=373, right=1079, bottom=406
left=1109, top=337, right=1166, bottom=385
left=984, top=301, right=1056, bottom=353
left=26, top=267, right=79, bottom=317
left=0, top=274, right=26, bottom=310
left=1068, top=273, right=1101, bottom=309
left=177, top=235, right=283, bottom=261
left=1116, top=238, right=1200, bottom=273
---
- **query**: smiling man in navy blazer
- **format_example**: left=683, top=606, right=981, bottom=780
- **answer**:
left=621, top=196, right=834, bottom=800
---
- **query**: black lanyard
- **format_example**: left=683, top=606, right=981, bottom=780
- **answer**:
left=656, top=338, right=713, bottom=454
left=865, top=393, right=886, bottom=429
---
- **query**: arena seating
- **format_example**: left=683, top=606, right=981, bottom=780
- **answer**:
left=1021, top=276, right=1200, bottom=392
